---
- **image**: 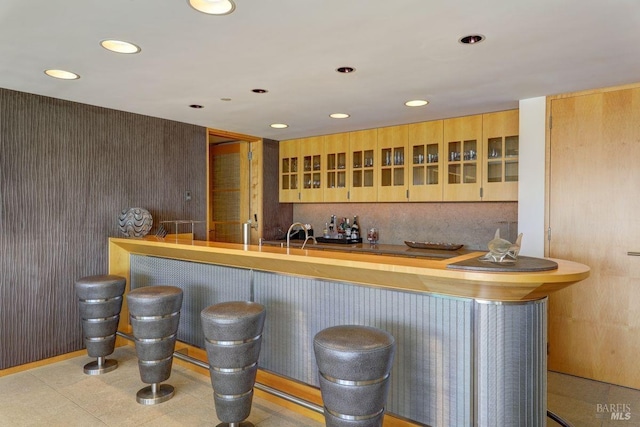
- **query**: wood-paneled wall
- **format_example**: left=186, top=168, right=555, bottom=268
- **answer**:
left=0, top=88, right=206, bottom=369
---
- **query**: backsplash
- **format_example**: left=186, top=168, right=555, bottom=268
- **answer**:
left=294, top=202, right=518, bottom=251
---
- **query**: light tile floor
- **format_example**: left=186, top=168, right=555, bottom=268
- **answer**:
left=2, top=346, right=640, bottom=426
left=548, top=371, right=640, bottom=427
left=0, top=346, right=323, bottom=427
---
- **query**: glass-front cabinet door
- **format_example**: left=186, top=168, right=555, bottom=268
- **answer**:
left=349, top=129, right=377, bottom=202
left=324, top=133, right=349, bottom=202
left=279, top=138, right=299, bottom=202
left=377, top=125, right=408, bottom=202
left=408, top=120, right=443, bottom=201
left=443, top=115, right=483, bottom=201
left=299, top=136, right=324, bottom=202
left=482, top=110, right=519, bottom=201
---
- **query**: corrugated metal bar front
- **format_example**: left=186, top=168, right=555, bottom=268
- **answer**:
left=129, top=255, right=252, bottom=347
left=475, top=298, right=547, bottom=426
left=254, top=271, right=474, bottom=427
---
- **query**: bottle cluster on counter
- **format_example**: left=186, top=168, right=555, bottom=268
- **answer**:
left=322, top=214, right=361, bottom=241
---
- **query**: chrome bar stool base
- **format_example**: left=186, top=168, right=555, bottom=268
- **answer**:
left=136, top=383, right=175, bottom=405
left=216, top=422, right=255, bottom=427
left=83, top=357, right=118, bottom=375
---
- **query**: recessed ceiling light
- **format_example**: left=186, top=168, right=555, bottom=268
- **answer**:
left=44, top=69, right=80, bottom=80
left=188, top=0, right=236, bottom=15
left=252, top=89, right=268, bottom=94
left=330, top=113, right=350, bottom=119
left=100, top=39, right=141, bottom=54
left=459, top=34, right=485, bottom=45
left=189, top=104, right=204, bottom=109
left=336, top=66, right=355, bottom=73
left=270, top=123, right=288, bottom=129
left=220, top=98, right=232, bottom=101
left=405, top=100, right=429, bottom=107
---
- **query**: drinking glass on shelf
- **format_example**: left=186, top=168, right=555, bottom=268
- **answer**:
left=367, top=227, right=379, bottom=245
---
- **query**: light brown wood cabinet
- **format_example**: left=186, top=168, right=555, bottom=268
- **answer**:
left=408, top=120, right=444, bottom=201
left=279, top=138, right=300, bottom=203
left=443, top=115, right=483, bottom=201
left=279, top=110, right=518, bottom=203
left=324, top=133, right=349, bottom=202
left=377, top=125, right=409, bottom=202
left=299, top=136, right=323, bottom=202
left=348, top=129, right=378, bottom=202
left=547, top=84, right=640, bottom=389
left=482, top=109, right=519, bottom=201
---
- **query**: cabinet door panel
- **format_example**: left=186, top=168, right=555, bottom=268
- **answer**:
left=443, top=116, right=482, bottom=201
left=349, top=129, right=378, bottom=202
left=279, top=139, right=300, bottom=202
left=299, top=136, right=324, bottom=203
left=324, top=133, right=349, bottom=202
left=377, top=125, right=408, bottom=202
left=482, top=110, right=519, bottom=201
left=408, top=120, right=443, bottom=201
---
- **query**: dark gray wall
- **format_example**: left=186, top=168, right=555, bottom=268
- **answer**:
left=0, top=88, right=206, bottom=369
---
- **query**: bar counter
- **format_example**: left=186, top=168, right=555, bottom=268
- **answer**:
left=110, top=236, right=587, bottom=302
left=109, top=236, right=589, bottom=426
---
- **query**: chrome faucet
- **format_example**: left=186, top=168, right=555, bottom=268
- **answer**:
left=286, top=222, right=317, bottom=249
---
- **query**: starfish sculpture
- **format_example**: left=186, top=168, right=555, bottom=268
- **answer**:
left=480, top=229, right=523, bottom=263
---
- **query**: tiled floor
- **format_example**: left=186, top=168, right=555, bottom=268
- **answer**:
left=0, top=346, right=323, bottom=427
left=2, top=346, right=640, bottom=426
left=548, top=371, right=640, bottom=427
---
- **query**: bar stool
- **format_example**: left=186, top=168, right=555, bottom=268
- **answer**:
left=74, top=274, right=126, bottom=375
left=313, top=325, right=396, bottom=427
left=201, top=301, right=266, bottom=427
left=127, top=285, right=183, bottom=405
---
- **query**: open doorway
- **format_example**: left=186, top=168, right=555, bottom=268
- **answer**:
left=208, top=139, right=248, bottom=242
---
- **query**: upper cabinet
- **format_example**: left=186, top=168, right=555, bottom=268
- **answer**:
left=324, top=133, right=349, bottom=202
left=299, top=136, right=324, bottom=203
left=408, top=120, right=443, bottom=201
left=349, top=129, right=378, bottom=202
left=443, top=115, right=483, bottom=201
left=279, top=109, right=518, bottom=203
left=377, top=125, right=409, bottom=202
left=482, top=110, right=519, bottom=201
left=279, top=138, right=299, bottom=203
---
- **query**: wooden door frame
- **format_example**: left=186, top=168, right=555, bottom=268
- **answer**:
left=206, top=128, right=261, bottom=243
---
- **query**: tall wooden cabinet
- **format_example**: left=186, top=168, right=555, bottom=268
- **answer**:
left=547, top=85, right=640, bottom=389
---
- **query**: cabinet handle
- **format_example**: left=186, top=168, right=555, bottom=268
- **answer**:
left=628, top=252, right=640, bottom=256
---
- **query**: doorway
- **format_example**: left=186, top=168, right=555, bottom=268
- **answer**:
left=208, top=134, right=250, bottom=243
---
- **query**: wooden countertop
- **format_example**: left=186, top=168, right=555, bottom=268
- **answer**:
left=109, top=236, right=590, bottom=302
left=260, top=239, right=471, bottom=259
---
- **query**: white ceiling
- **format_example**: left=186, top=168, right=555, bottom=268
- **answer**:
left=1, top=0, right=639, bottom=141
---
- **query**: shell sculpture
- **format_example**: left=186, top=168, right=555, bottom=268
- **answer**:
left=118, top=208, right=153, bottom=237
left=480, top=229, right=523, bottom=263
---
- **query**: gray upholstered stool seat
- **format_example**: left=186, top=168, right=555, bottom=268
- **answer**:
left=313, top=325, right=396, bottom=427
left=201, top=301, right=266, bottom=427
left=74, top=274, right=126, bottom=375
left=127, top=285, right=183, bottom=405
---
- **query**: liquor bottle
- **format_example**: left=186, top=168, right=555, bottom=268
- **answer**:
left=351, top=215, right=359, bottom=239
left=329, top=215, right=336, bottom=233
left=344, top=218, right=351, bottom=237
